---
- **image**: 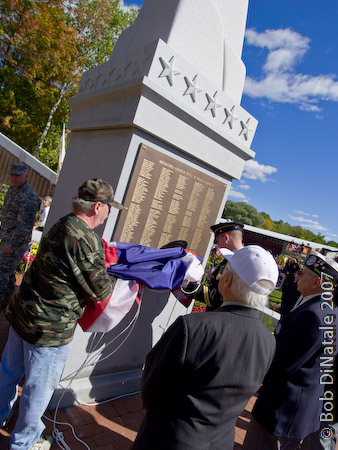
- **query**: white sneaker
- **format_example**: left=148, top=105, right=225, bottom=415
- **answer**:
left=28, top=435, right=53, bottom=450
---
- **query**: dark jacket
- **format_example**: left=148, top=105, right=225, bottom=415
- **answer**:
left=132, top=304, right=276, bottom=450
left=253, top=295, right=335, bottom=439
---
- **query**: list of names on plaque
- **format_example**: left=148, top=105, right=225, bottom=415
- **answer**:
left=113, top=145, right=227, bottom=257
left=119, top=158, right=155, bottom=242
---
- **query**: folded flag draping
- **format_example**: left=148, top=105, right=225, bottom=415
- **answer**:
left=78, top=241, right=204, bottom=332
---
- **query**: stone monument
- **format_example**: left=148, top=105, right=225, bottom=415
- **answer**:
left=48, top=0, right=258, bottom=407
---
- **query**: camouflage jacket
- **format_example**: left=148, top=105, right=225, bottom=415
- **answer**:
left=0, top=183, right=40, bottom=248
left=6, top=213, right=115, bottom=347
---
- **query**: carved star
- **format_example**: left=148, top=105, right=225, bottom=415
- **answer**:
left=84, top=77, right=95, bottom=91
left=107, top=66, right=116, bottom=83
left=131, top=60, right=143, bottom=76
left=114, top=65, right=126, bottom=81
left=159, top=56, right=180, bottom=86
left=223, top=105, right=238, bottom=129
left=239, top=118, right=253, bottom=141
left=95, top=73, right=107, bottom=88
left=132, top=49, right=150, bottom=77
left=183, top=75, right=202, bottom=103
left=205, top=92, right=221, bottom=117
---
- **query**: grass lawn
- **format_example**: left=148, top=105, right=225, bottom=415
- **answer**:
left=269, top=289, right=282, bottom=305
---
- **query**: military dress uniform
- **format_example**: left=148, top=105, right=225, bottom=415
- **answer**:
left=243, top=251, right=338, bottom=450
left=184, top=221, right=244, bottom=310
left=0, top=165, right=40, bottom=304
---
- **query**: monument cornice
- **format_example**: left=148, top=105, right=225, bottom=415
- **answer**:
left=69, top=39, right=256, bottom=166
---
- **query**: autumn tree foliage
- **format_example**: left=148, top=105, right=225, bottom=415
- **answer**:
left=0, top=0, right=138, bottom=170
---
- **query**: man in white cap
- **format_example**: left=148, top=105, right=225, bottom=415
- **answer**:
left=0, top=162, right=40, bottom=307
left=132, top=245, right=278, bottom=450
left=243, top=250, right=338, bottom=450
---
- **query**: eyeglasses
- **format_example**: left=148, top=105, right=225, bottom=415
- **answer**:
left=101, top=202, right=111, bottom=213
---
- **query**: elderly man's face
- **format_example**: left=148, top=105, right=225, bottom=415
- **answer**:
left=297, top=266, right=320, bottom=297
left=96, top=202, right=110, bottom=227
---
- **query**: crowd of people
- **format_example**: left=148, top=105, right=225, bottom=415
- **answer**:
left=0, top=164, right=337, bottom=450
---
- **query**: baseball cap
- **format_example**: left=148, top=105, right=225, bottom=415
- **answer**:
left=9, top=162, right=28, bottom=175
left=78, top=178, right=123, bottom=210
left=219, top=248, right=234, bottom=257
left=304, top=250, right=338, bottom=284
left=224, top=245, right=279, bottom=295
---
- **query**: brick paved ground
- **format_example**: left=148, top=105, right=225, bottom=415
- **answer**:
left=1, top=278, right=337, bottom=449
left=0, top=378, right=251, bottom=450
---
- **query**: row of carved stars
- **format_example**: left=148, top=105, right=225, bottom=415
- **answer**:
left=78, top=51, right=252, bottom=142
left=159, top=55, right=253, bottom=141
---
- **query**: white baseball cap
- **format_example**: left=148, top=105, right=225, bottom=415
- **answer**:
left=224, top=245, right=279, bottom=295
left=219, top=248, right=234, bottom=257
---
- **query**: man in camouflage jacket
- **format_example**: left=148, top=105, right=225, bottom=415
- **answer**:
left=0, top=163, right=40, bottom=306
left=0, top=178, right=122, bottom=450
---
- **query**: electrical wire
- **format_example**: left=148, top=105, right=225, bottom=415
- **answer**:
left=46, top=289, right=144, bottom=449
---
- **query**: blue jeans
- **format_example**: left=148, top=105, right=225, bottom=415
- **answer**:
left=0, top=327, right=72, bottom=449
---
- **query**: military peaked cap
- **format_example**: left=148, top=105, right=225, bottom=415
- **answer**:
left=210, top=221, right=244, bottom=235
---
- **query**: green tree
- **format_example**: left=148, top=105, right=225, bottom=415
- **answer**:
left=327, top=241, right=338, bottom=248
left=223, top=200, right=265, bottom=227
left=0, top=0, right=80, bottom=153
left=0, top=0, right=138, bottom=165
left=261, top=212, right=274, bottom=230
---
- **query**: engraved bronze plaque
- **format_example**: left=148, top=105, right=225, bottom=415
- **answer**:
left=113, top=144, right=227, bottom=257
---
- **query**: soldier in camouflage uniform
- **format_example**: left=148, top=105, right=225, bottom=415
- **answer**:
left=183, top=221, right=244, bottom=310
left=0, top=162, right=40, bottom=307
left=0, top=178, right=123, bottom=450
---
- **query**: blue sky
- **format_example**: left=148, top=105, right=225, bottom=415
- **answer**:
left=120, top=0, right=338, bottom=243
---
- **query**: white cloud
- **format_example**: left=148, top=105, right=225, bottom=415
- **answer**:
left=288, top=215, right=328, bottom=232
left=305, top=224, right=328, bottom=232
left=289, top=215, right=319, bottom=226
left=242, top=159, right=278, bottom=182
left=119, top=0, right=140, bottom=11
left=293, top=210, right=319, bottom=219
left=245, top=28, right=309, bottom=53
left=238, top=183, right=251, bottom=190
left=244, top=28, right=338, bottom=110
left=326, top=233, right=338, bottom=239
left=228, top=188, right=249, bottom=201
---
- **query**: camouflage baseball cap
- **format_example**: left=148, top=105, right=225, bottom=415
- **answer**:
left=78, top=178, right=123, bottom=210
left=9, top=162, right=28, bottom=175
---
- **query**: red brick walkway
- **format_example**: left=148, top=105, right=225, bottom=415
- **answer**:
left=1, top=280, right=337, bottom=449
